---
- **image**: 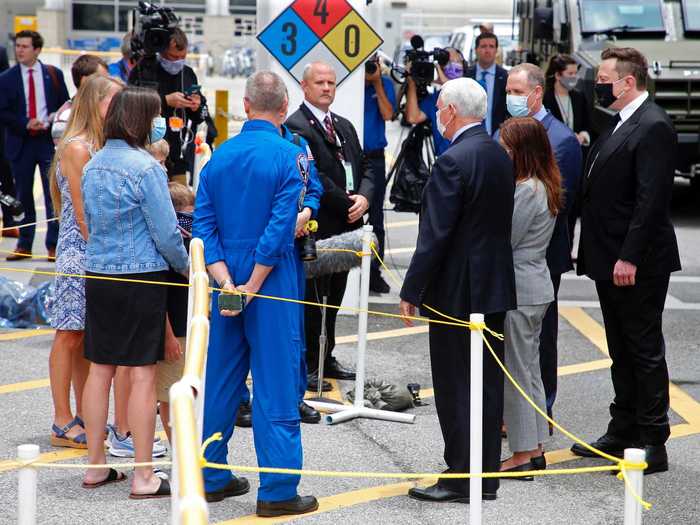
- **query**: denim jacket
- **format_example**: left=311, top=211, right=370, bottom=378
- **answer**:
left=82, top=139, right=189, bottom=275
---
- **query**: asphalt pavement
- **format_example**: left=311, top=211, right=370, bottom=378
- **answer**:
left=0, top=103, right=699, bottom=524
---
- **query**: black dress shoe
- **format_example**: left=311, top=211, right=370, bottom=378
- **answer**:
left=408, top=482, right=497, bottom=503
left=299, top=401, right=321, bottom=424
left=306, top=372, right=332, bottom=392
left=531, top=454, right=547, bottom=470
left=498, top=460, right=535, bottom=481
left=235, top=401, right=252, bottom=428
left=323, top=357, right=356, bottom=380
left=643, top=445, right=668, bottom=475
left=370, top=274, right=390, bottom=294
left=571, top=434, right=639, bottom=458
left=205, top=477, right=250, bottom=503
left=256, top=495, right=319, bottom=517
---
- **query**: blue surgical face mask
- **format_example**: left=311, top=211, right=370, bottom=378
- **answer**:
left=443, top=62, right=464, bottom=80
left=506, top=89, right=535, bottom=117
left=151, top=116, right=167, bottom=143
left=158, top=55, right=186, bottom=75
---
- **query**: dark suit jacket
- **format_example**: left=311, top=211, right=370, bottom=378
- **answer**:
left=286, top=104, right=374, bottom=239
left=0, top=46, right=9, bottom=72
left=543, top=88, right=591, bottom=136
left=400, top=125, right=516, bottom=317
left=541, top=111, right=582, bottom=275
left=577, top=98, right=681, bottom=280
left=465, top=64, right=508, bottom=135
left=0, top=62, right=69, bottom=161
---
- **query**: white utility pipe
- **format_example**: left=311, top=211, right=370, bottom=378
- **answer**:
left=469, top=313, right=484, bottom=525
left=623, top=448, right=646, bottom=525
left=17, top=444, right=39, bottom=525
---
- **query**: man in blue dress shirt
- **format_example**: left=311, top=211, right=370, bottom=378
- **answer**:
left=465, top=32, right=508, bottom=137
left=363, top=57, right=396, bottom=293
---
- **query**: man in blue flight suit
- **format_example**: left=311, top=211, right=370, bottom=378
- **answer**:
left=234, top=123, right=325, bottom=427
left=193, top=71, right=318, bottom=518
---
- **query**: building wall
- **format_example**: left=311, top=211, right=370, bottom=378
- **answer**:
left=0, top=0, right=45, bottom=45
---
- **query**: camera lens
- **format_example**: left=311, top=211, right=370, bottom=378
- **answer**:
left=365, top=61, right=378, bottom=75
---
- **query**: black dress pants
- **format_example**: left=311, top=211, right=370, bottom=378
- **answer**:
left=595, top=275, right=671, bottom=445
left=0, top=144, right=17, bottom=228
left=366, top=152, right=386, bottom=279
left=304, top=271, right=349, bottom=371
left=429, top=311, right=506, bottom=495
left=539, top=273, right=561, bottom=416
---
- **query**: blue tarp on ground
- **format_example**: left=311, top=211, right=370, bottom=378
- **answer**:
left=0, top=276, right=53, bottom=328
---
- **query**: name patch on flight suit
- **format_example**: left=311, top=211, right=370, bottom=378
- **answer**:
left=297, top=153, right=310, bottom=212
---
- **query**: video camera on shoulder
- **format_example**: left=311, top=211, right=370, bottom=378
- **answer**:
left=131, top=1, right=178, bottom=60
left=404, top=35, right=449, bottom=85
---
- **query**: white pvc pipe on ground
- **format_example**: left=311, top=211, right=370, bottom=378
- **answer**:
left=623, top=448, right=645, bottom=525
left=17, top=444, right=39, bottom=525
left=469, top=313, right=484, bottom=525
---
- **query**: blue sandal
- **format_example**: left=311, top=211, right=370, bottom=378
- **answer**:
left=51, top=417, right=87, bottom=449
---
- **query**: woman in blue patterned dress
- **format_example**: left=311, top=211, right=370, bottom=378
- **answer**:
left=48, top=75, right=123, bottom=448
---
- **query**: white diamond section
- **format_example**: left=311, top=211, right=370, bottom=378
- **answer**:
left=289, top=39, right=350, bottom=85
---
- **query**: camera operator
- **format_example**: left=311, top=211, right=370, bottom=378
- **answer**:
left=404, top=47, right=466, bottom=156
left=364, top=56, right=396, bottom=293
left=129, top=27, right=206, bottom=185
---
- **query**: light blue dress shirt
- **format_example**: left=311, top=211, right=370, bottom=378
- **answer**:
left=476, top=63, right=497, bottom=135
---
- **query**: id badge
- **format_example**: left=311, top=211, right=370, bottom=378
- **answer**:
left=169, top=116, right=184, bottom=132
left=343, top=162, right=354, bottom=193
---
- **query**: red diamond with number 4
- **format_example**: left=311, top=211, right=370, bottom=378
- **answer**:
left=292, top=0, right=352, bottom=38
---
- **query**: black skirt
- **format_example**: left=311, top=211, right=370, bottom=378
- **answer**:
left=84, top=270, right=168, bottom=366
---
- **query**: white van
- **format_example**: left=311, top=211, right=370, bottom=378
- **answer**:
left=449, top=19, right=520, bottom=67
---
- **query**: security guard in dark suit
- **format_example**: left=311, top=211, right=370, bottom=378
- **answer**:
left=286, top=61, right=374, bottom=390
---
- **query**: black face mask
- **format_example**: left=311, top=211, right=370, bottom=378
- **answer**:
left=594, top=82, right=617, bottom=108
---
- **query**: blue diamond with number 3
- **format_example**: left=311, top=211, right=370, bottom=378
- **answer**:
left=257, top=7, right=319, bottom=70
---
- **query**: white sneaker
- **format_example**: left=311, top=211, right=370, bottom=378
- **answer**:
left=106, top=425, right=167, bottom=458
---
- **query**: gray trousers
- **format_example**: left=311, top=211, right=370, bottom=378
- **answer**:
left=503, top=304, right=550, bottom=452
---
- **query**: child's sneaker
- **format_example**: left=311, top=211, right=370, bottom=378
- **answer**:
left=106, top=426, right=167, bottom=458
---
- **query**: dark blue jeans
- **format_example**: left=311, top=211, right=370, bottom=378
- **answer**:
left=366, top=152, right=386, bottom=278
left=11, top=135, right=58, bottom=250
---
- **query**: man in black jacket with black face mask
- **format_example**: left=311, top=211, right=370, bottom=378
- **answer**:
left=286, top=61, right=374, bottom=391
left=129, top=27, right=206, bottom=184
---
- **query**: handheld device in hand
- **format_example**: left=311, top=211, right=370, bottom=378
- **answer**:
left=218, top=292, right=245, bottom=313
left=184, top=84, right=202, bottom=96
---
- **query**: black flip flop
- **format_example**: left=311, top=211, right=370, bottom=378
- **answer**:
left=129, top=479, right=171, bottom=500
left=82, top=468, right=127, bottom=489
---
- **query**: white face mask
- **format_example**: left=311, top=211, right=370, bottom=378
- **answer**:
left=436, top=106, right=452, bottom=137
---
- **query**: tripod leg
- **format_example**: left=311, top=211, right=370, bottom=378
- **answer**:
left=316, top=296, right=328, bottom=398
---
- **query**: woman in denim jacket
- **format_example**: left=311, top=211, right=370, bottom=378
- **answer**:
left=80, top=87, right=188, bottom=499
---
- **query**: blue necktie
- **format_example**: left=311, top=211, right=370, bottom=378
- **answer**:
left=478, top=70, right=488, bottom=93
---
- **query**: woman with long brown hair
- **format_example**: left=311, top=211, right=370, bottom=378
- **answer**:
left=498, top=117, right=562, bottom=477
left=47, top=74, right=123, bottom=448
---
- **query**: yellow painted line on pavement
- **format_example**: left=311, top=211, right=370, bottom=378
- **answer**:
left=335, top=325, right=428, bottom=345
left=384, top=247, right=415, bottom=256
left=0, top=431, right=169, bottom=474
left=0, top=378, right=50, bottom=395
left=558, top=358, right=611, bottom=376
left=218, top=480, right=434, bottom=524
left=0, top=329, right=54, bottom=341
left=385, top=219, right=418, bottom=229
left=560, top=306, right=700, bottom=428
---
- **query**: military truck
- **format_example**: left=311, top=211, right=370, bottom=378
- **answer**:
left=514, top=0, right=700, bottom=186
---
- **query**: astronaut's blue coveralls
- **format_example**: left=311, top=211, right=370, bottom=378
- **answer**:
left=193, top=119, right=309, bottom=501
left=239, top=125, right=323, bottom=404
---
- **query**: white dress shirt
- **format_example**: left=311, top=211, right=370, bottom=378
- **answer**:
left=20, top=61, right=48, bottom=123
left=303, top=100, right=331, bottom=128
left=613, top=91, right=649, bottom=134
left=451, top=122, right=481, bottom=143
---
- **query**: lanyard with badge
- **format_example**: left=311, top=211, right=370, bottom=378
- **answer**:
left=329, top=120, right=354, bottom=193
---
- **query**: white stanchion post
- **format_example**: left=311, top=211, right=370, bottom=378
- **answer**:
left=170, top=400, right=180, bottom=525
left=623, top=448, right=645, bottom=525
left=17, top=444, right=39, bottom=525
left=317, top=225, right=415, bottom=425
left=469, top=314, right=484, bottom=525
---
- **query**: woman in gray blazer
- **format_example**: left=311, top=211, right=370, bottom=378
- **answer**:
left=498, top=117, right=563, bottom=478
